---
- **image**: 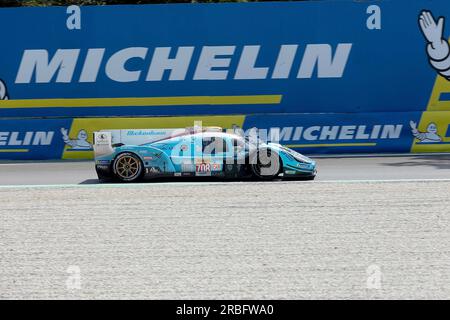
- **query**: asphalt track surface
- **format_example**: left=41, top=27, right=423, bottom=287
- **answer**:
left=1, top=154, right=450, bottom=185
left=1, top=155, right=450, bottom=299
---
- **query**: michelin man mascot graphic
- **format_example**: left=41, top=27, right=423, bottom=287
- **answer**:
left=0, top=79, right=8, bottom=100
left=419, top=10, right=450, bottom=80
left=410, top=120, right=442, bottom=143
left=61, top=128, right=92, bottom=150
left=409, top=11, right=448, bottom=143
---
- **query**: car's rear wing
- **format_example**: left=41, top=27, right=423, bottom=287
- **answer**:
left=93, top=131, right=114, bottom=158
left=93, top=126, right=224, bottom=158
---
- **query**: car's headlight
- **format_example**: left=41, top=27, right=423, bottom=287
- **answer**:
left=291, top=151, right=312, bottom=163
left=279, top=146, right=313, bottom=163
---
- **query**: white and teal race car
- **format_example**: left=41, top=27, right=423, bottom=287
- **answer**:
left=93, top=127, right=316, bottom=182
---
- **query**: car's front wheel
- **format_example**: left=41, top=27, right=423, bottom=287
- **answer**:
left=250, top=149, right=281, bottom=180
left=113, top=152, right=143, bottom=182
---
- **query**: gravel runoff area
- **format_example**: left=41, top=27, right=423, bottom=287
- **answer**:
left=1, top=180, right=449, bottom=299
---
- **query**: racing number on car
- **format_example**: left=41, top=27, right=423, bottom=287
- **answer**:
left=196, top=163, right=211, bottom=175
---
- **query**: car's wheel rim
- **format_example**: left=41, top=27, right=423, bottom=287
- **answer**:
left=116, top=156, right=140, bottom=180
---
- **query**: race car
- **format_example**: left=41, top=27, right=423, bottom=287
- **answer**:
left=93, top=126, right=316, bottom=182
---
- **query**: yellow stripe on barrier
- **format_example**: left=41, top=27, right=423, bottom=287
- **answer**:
left=0, top=95, right=282, bottom=109
left=0, top=149, right=29, bottom=153
left=286, top=143, right=377, bottom=148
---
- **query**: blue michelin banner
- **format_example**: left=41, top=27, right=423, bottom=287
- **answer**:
left=0, top=0, right=449, bottom=117
left=0, top=112, right=432, bottom=160
left=0, top=118, right=71, bottom=159
left=1, top=0, right=450, bottom=159
left=245, top=112, right=423, bottom=155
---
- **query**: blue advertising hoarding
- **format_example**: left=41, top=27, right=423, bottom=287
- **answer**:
left=2, top=112, right=445, bottom=160
left=0, top=118, right=71, bottom=159
left=1, top=0, right=450, bottom=159
left=0, top=0, right=449, bottom=117
left=245, top=112, right=423, bottom=155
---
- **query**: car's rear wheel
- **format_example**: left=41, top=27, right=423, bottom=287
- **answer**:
left=250, top=149, right=281, bottom=180
left=113, top=152, right=143, bottom=182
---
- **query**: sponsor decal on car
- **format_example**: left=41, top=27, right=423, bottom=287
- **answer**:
left=96, top=160, right=110, bottom=164
left=147, top=167, right=161, bottom=174
left=182, top=163, right=195, bottom=172
left=182, top=172, right=194, bottom=177
left=195, top=162, right=211, bottom=176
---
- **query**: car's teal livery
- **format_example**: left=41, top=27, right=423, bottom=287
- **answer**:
left=93, top=128, right=316, bottom=182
